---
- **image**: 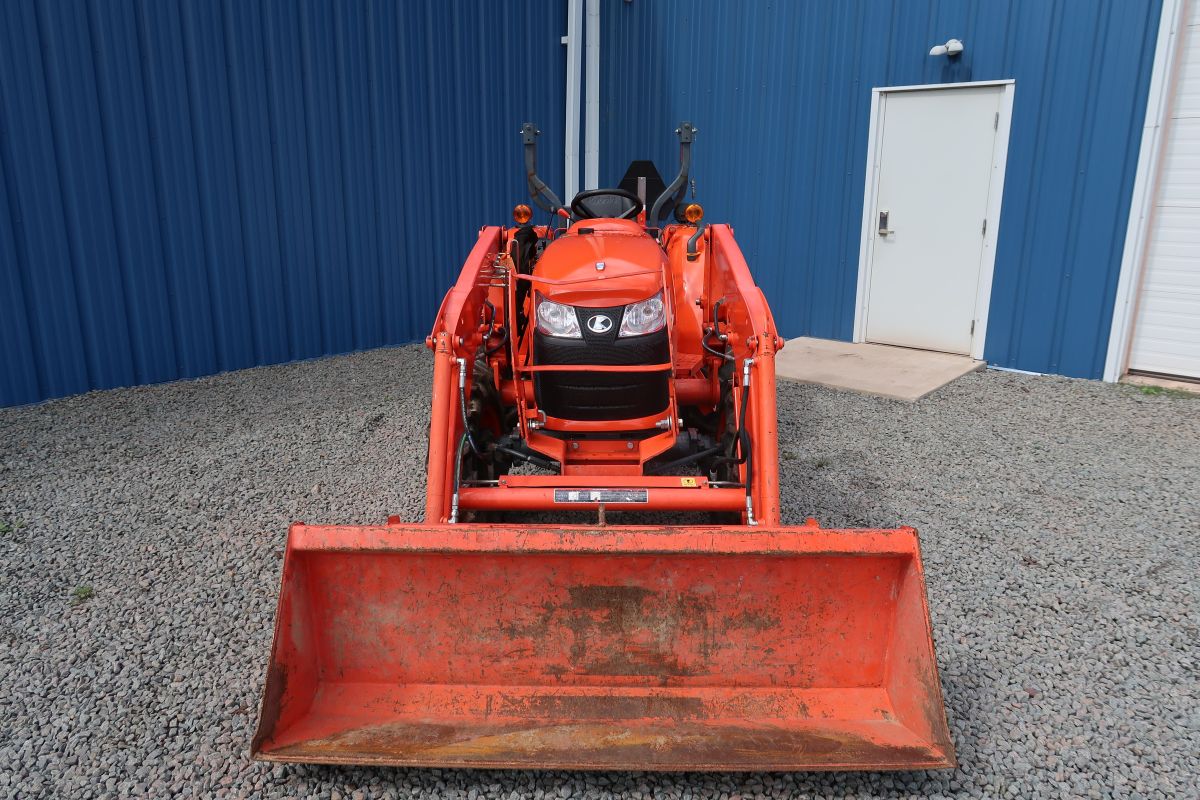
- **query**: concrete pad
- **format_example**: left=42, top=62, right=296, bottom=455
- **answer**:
left=775, top=337, right=984, bottom=402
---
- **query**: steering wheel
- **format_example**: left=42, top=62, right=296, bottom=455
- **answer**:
left=570, top=188, right=644, bottom=220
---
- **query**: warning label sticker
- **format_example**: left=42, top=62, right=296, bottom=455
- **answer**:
left=552, top=489, right=649, bottom=504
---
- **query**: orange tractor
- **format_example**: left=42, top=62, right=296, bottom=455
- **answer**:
left=252, top=124, right=954, bottom=771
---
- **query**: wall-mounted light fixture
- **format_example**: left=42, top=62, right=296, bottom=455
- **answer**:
left=929, top=39, right=964, bottom=57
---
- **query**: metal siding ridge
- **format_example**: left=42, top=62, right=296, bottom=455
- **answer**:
left=89, top=0, right=180, bottom=385
left=222, top=0, right=290, bottom=366
left=1, top=1, right=91, bottom=397
left=261, top=0, right=324, bottom=361
left=37, top=0, right=136, bottom=391
left=984, top=0, right=1056, bottom=371
left=137, top=0, right=220, bottom=379
left=0, top=147, right=42, bottom=406
left=182, top=0, right=258, bottom=373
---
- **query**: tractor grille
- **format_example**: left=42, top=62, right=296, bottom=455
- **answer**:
left=533, top=306, right=670, bottom=421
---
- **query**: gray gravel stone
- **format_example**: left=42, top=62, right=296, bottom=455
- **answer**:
left=1, top=346, right=1197, bottom=798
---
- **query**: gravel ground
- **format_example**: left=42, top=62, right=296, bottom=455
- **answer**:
left=1, top=344, right=1197, bottom=799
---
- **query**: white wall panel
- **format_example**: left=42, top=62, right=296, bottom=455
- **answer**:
left=1130, top=18, right=1200, bottom=378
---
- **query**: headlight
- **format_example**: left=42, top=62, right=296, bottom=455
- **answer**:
left=618, top=291, right=666, bottom=337
left=535, top=293, right=582, bottom=338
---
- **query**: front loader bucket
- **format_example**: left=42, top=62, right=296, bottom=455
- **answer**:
left=252, top=523, right=954, bottom=771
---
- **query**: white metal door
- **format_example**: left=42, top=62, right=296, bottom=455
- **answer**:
left=1129, top=10, right=1200, bottom=380
left=864, top=85, right=1005, bottom=355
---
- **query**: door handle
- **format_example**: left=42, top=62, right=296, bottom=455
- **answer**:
left=878, top=210, right=894, bottom=237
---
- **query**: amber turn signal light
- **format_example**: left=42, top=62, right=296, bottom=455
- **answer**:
left=683, top=203, right=704, bottom=223
left=513, top=204, right=533, bottom=224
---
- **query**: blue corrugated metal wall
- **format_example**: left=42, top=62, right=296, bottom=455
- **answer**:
left=0, top=0, right=565, bottom=406
left=600, top=0, right=1161, bottom=378
left=0, top=1, right=1166, bottom=405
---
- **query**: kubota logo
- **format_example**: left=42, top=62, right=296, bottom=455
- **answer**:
left=587, top=315, right=613, bottom=334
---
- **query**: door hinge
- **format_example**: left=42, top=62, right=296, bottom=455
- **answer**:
left=970, top=320, right=976, bottom=335
left=981, top=218, right=987, bottom=237
left=994, top=112, right=999, bottom=130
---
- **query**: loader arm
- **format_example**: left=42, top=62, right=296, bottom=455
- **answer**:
left=423, top=226, right=505, bottom=521
left=703, top=223, right=784, bottom=525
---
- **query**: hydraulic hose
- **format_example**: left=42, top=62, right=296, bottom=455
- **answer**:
left=687, top=222, right=706, bottom=260
left=709, top=358, right=755, bottom=523
left=711, top=378, right=751, bottom=467
left=485, top=326, right=509, bottom=356
left=449, top=431, right=469, bottom=524
left=481, top=299, right=509, bottom=356
left=495, top=444, right=560, bottom=474
left=457, top=358, right=482, bottom=456
left=648, top=444, right=724, bottom=476
left=702, top=336, right=732, bottom=362
left=702, top=297, right=733, bottom=362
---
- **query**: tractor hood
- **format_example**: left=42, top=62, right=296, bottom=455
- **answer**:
left=532, top=219, right=666, bottom=307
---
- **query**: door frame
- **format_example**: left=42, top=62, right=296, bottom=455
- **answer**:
left=853, top=79, right=1016, bottom=361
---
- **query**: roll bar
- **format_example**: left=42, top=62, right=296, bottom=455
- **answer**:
left=649, top=122, right=695, bottom=224
left=521, top=123, right=565, bottom=214
left=521, top=121, right=695, bottom=223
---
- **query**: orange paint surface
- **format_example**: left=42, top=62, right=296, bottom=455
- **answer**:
left=254, top=208, right=953, bottom=770
left=252, top=524, right=954, bottom=770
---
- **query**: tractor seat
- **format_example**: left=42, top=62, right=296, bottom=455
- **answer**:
left=570, top=191, right=638, bottom=219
